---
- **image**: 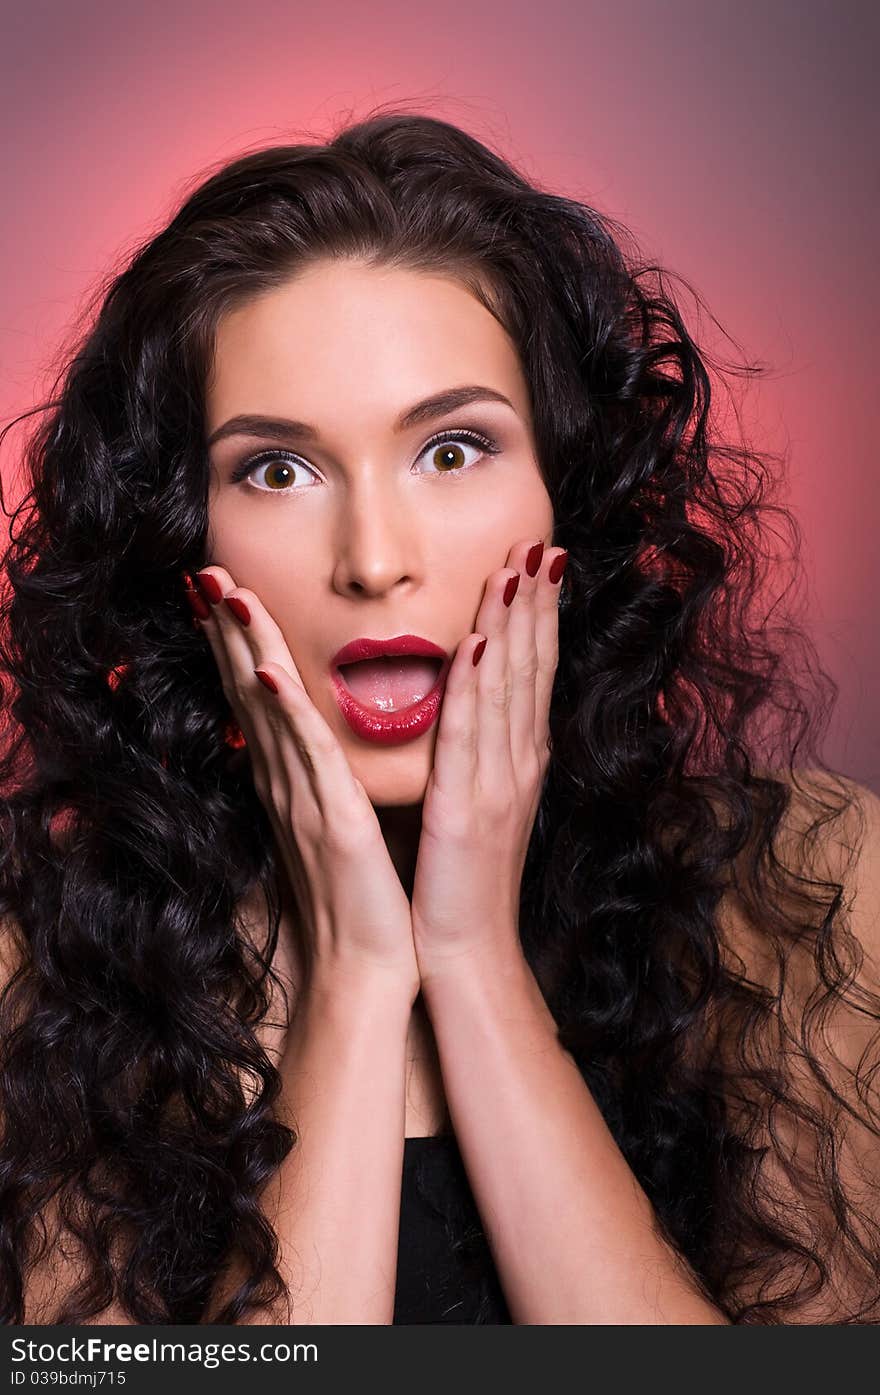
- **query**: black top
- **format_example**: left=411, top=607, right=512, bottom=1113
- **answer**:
left=393, top=1133, right=512, bottom=1324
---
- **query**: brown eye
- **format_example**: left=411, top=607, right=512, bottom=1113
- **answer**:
left=229, top=450, right=315, bottom=492
left=414, top=429, right=501, bottom=480
left=262, top=461, right=297, bottom=490
left=431, top=442, right=467, bottom=472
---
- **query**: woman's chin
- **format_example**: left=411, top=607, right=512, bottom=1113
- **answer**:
left=367, top=784, right=428, bottom=811
left=348, top=736, right=436, bottom=809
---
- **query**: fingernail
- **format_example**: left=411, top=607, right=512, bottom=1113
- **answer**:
left=548, top=551, right=568, bottom=585
left=472, top=637, right=487, bottom=667
left=254, top=668, right=278, bottom=694
left=185, top=587, right=211, bottom=621
left=224, top=718, right=246, bottom=750
left=525, top=541, right=544, bottom=577
left=225, top=595, right=251, bottom=626
left=502, top=573, right=520, bottom=607
left=194, top=571, right=224, bottom=605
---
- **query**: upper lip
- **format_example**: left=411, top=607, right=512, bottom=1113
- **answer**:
left=331, top=634, right=449, bottom=668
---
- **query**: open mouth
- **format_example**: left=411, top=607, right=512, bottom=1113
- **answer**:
left=335, top=655, right=444, bottom=714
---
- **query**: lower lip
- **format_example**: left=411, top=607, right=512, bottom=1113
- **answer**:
left=330, top=660, right=450, bottom=746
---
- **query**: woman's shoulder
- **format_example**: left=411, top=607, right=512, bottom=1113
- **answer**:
left=710, top=766, right=880, bottom=1082
left=0, top=909, right=27, bottom=1010
left=711, top=768, right=880, bottom=1321
left=714, top=766, right=880, bottom=983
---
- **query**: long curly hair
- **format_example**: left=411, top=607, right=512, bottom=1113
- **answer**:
left=1, top=107, right=878, bottom=1325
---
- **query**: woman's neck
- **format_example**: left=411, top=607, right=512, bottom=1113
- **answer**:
left=374, top=801, right=423, bottom=900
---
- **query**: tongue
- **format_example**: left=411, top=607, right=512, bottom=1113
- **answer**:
left=338, top=656, right=441, bottom=713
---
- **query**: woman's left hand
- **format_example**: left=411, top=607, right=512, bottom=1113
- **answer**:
left=410, top=537, right=567, bottom=979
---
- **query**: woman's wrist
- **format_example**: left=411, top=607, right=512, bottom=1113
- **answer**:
left=301, top=952, right=419, bottom=1018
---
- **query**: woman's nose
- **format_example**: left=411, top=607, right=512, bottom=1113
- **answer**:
left=335, top=558, right=416, bottom=598
left=330, top=491, right=421, bottom=598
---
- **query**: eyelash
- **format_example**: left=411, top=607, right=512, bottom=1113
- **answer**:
left=228, top=426, right=502, bottom=492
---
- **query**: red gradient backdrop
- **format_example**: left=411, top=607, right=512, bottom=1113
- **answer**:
left=1, top=0, right=877, bottom=790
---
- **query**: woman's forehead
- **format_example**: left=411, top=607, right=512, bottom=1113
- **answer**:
left=206, top=265, right=531, bottom=438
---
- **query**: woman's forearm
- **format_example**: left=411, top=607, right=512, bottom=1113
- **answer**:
left=213, top=965, right=413, bottom=1325
left=420, top=945, right=729, bottom=1324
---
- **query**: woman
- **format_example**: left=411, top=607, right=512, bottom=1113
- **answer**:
left=1, top=110, right=879, bottom=1326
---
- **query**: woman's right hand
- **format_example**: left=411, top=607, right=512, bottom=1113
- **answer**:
left=187, top=566, right=420, bottom=1007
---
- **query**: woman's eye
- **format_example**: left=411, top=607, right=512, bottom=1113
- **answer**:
left=229, top=452, right=314, bottom=492
left=414, top=430, right=500, bottom=479
left=229, top=429, right=500, bottom=493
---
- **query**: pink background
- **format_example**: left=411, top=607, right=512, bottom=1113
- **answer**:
left=1, top=0, right=877, bottom=791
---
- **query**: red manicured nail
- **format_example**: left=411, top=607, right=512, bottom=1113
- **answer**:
left=472, top=637, right=487, bottom=667
left=225, top=595, right=251, bottom=626
left=224, top=718, right=246, bottom=750
left=194, top=571, right=224, bottom=605
left=525, top=541, right=544, bottom=577
left=254, top=669, right=278, bottom=694
left=502, top=573, right=520, bottom=607
left=184, top=587, right=211, bottom=621
left=548, top=550, right=568, bottom=585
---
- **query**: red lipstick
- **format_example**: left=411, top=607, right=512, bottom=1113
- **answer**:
left=329, top=634, right=451, bottom=746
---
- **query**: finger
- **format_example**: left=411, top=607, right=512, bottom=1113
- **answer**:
left=193, top=568, right=362, bottom=825
left=534, top=547, right=566, bottom=759
left=190, top=568, right=287, bottom=800
left=505, top=538, right=544, bottom=767
left=472, top=564, right=519, bottom=790
left=428, top=631, right=484, bottom=800
left=249, top=659, right=370, bottom=831
left=195, top=567, right=310, bottom=687
left=186, top=575, right=275, bottom=796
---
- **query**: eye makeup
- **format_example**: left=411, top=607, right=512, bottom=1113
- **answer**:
left=226, top=423, right=504, bottom=491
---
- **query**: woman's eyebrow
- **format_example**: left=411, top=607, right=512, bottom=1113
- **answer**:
left=205, top=384, right=516, bottom=449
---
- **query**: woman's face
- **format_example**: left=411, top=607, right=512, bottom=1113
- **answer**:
left=204, top=258, right=555, bottom=807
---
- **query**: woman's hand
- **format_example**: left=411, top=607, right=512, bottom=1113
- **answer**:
left=409, top=538, right=565, bottom=979
left=187, top=567, right=420, bottom=1005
